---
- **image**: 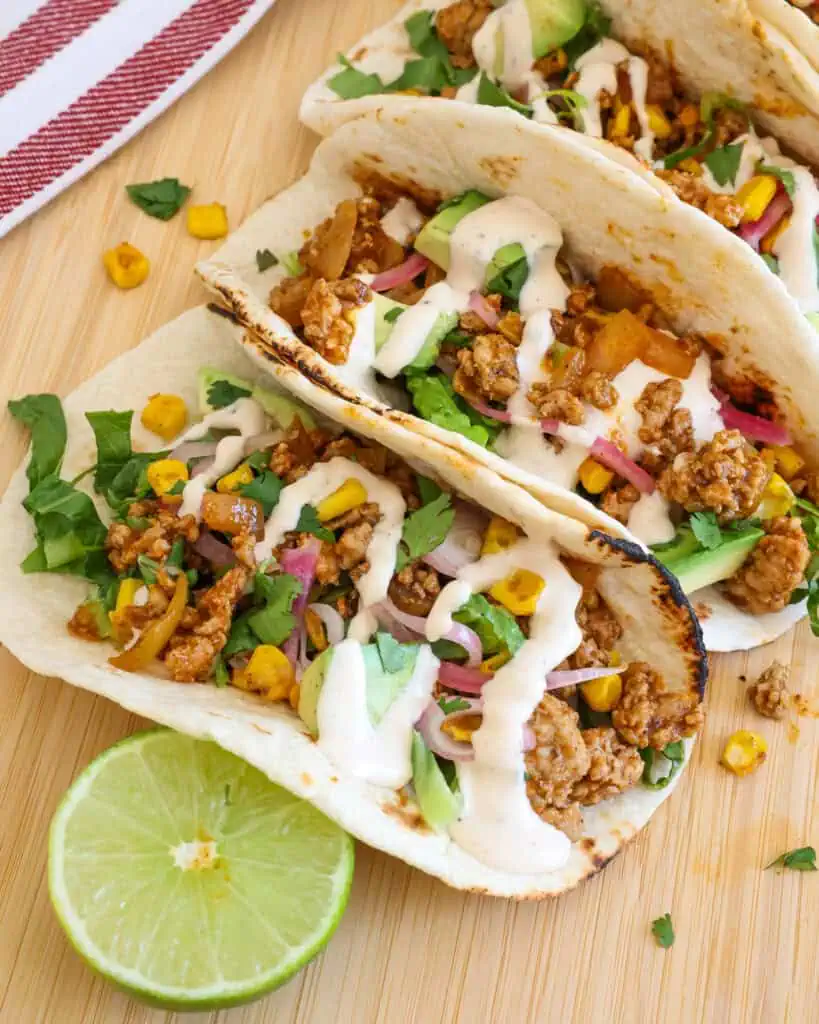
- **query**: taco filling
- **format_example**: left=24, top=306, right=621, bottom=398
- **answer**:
left=252, top=180, right=819, bottom=627
left=10, top=373, right=703, bottom=875
left=325, top=0, right=819, bottom=314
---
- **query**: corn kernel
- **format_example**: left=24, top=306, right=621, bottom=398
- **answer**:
left=440, top=712, right=482, bottom=744
left=679, top=103, right=699, bottom=127
left=146, top=459, right=189, bottom=497
left=736, top=175, right=778, bottom=224
left=761, top=214, right=791, bottom=254
left=760, top=448, right=777, bottom=470
left=481, top=651, right=511, bottom=673
left=115, top=578, right=142, bottom=613
left=103, top=242, right=150, bottom=289
left=721, top=730, right=768, bottom=776
left=489, top=569, right=545, bottom=616
left=231, top=666, right=251, bottom=691
left=581, top=673, right=623, bottom=712
left=304, top=607, right=327, bottom=652
left=646, top=104, right=672, bottom=138
left=768, top=445, right=805, bottom=480
left=141, top=393, right=187, bottom=441
left=216, top=462, right=254, bottom=494
left=676, top=158, right=703, bottom=176
left=757, top=472, right=795, bottom=519
left=578, top=457, right=614, bottom=495
left=187, top=202, right=229, bottom=240
left=482, top=515, right=520, bottom=555
left=611, top=103, right=632, bottom=138
left=289, top=683, right=301, bottom=710
left=246, top=644, right=295, bottom=701
left=316, top=478, right=367, bottom=522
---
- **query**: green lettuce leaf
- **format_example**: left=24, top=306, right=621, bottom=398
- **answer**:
left=8, top=393, right=67, bottom=490
left=406, top=373, right=502, bottom=449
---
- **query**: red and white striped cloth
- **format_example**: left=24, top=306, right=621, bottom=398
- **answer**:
left=0, top=0, right=278, bottom=239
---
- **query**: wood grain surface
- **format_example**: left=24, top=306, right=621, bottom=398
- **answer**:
left=0, top=1, right=817, bottom=1021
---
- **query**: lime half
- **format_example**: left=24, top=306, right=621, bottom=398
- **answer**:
left=49, top=729, right=354, bottom=1010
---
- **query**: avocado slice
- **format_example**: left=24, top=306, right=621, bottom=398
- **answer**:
left=411, top=732, right=461, bottom=832
left=373, top=294, right=407, bottom=353
left=414, top=190, right=491, bottom=270
left=485, top=242, right=527, bottom=287
left=525, top=0, right=588, bottom=59
left=650, top=527, right=702, bottom=568
left=197, top=366, right=315, bottom=428
left=372, top=294, right=458, bottom=373
left=656, top=528, right=764, bottom=595
left=298, top=648, right=333, bottom=737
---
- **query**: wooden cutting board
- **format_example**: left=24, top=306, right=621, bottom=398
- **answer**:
left=0, top=1, right=815, bottom=1020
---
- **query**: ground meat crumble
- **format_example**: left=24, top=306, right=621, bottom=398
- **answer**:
left=747, top=661, right=790, bottom=719
left=570, top=728, right=644, bottom=805
left=612, top=662, right=704, bottom=749
left=724, top=516, right=810, bottom=614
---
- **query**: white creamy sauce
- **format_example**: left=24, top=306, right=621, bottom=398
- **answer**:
left=455, top=74, right=481, bottom=103
left=627, top=57, right=654, bottom=162
left=374, top=281, right=457, bottom=378
left=573, top=39, right=629, bottom=138
left=178, top=398, right=267, bottom=519
left=425, top=579, right=473, bottom=641
left=316, top=639, right=438, bottom=788
left=699, top=131, right=766, bottom=195
left=773, top=166, right=819, bottom=313
left=380, top=197, right=424, bottom=245
left=427, top=539, right=582, bottom=874
left=628, top=490, right=676, bottom=544
left=336, top=299, right=378, bottom=396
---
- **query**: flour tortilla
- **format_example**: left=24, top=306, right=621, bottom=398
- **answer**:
left=300, top=0, right=819, bottom=167
left=196, top=99, right=819, bottom=650
left=0, top=304, right=706, bottom=899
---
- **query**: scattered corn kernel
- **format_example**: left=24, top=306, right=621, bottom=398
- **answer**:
left=146, top=458, right=189, bottom=497
left=609, top=650, right=622, bottom=667
left=611, top=103, right=632, bottom=138
left=103, top=242, right=150, bottom=289
left=187, top=202, right=229, bottom=240
left=482, top=515, right=520, bottom=555
left=216, top=462, right=254, bottom=494
left=246, top=644, right=295, bottom=701
left=581, top=673, right=623, bottom=712
left=761, top=214, right=791, bottom=254
left=578, top=457, right=614, bottom=495
left=679, top=103, right=699, bottom=127
left=646, top=104, right=672, bottom=138
left=305, top=607, right=327, bottom=652
left=736, top=175, right=778, bottom=224
left=768, top=445, right=805, bottom=480
left=676, top=157, right=703, bottom=176
left=115, top=578, right=142, bottom=613
left=141, top=393, right=187, bottom=441
left=289, top=683, right=301, bottom=710
left=316, top=478, right=367, bottom=522
left=721, top=730, right=768, bottom=776
left=489, top=569, right=545, bottom=616
left=231, top=666, right=251, bottom=691
left=440, top=712, right=483, bottom=744
left=481, top=651, right=511, bottom=673
left=757, top=472, right=795, bottom=519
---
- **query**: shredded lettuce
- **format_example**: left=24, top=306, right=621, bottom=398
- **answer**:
left=476, top=72, right=533, bottom=116
left=453, top=593, right=524, bottom=656
left=406, top=373, right=502, bottom=449
left=8, top=394, right=67, bottom=490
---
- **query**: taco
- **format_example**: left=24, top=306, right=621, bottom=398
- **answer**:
left=0, top=305, right=705, bottom=898
left=301, top=0, right=819, bottom=317
left=196, top=101, right=819, bottom=652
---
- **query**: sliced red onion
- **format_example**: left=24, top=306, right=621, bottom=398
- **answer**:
left=468, top=290, right=499, bottom=328
left=369, top=252, right=429, bottom=292
left=444, top=622, right=482, bottom=667
left=308, top=602, right=345, bottom=646
left=416, top=701, right=475, bottom=762
left=737, top=191, right=791, bottom=252
left=372, top=603, right=421, bottom=643
left=280, top=538, right=322, bottom=617
left=170, top=440, right=219, bottom=463
left=522, top=724, right=536, bottom=752
left=718, top=400, right=791, bottom=445
left=373, top=599, right=481, bottom=663
left=438, top=660, right=492, bottom=694
left=193, top=531, right=236, bottom=567
left=544, top=664, right=627, bottom=689
left=464, top=395, right=512, bottom=423
left=244, top=431, right=281, bottom=455
left=590, top=436, right=655, bottom=494
left=374, top=598, right=427, bottom=636
left=540, top=418, right=560, bottom=434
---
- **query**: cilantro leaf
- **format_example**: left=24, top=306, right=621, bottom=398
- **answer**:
left=406, top=373, right=502, bottom=449
left=137, top=554, right=161, bottom=584
left=416, top=474, right=443, bottom=506
left=536, top=88, right=588, bottom=127
left=376, top=631, right=416, bottom=673
left=438, top=696, right=471, bottom=714
left=281, top=251, right=305, bottom=277
left=296, top=505, right=334, bottom=542
left=396, top=492, right=454, bottom=571
left=405, top=10, right=450, bottom=62
left=256, top=249, right=278, bottom=272
left=384, top=306, right=404, bottom=324
left=689, top=511, right=723, bottom=550
left=207, top=380, right=251, bottom=409
left=9, top=393, right=68, bottom=492
left=664, top=93, right=747, bottom=170
left=486, top=255, right=529, bottom=307
left=651, top=913, right=675, bottom=949
left=563, top=1, right=611, bottom=66
left=757, top=163, right=796, bottom=198
left=765, top=846, right=817, bottom=872
left=704, top=142, right=744, bottom=187
left=213, top=654, right=229, bottom=687
left=476, top=72, right=533, bottom=117
left=247, top=573, right=302, bottom=646
left=386, top=56, right=452, bottom=95
left=85, top=410, right=135, bottom=493
left=328, top=54, right=385, bottom=99
left=453, top=593, right=524, bottom=656
left=640, top=742, right=685, bottom=790
left=240, top=470, right=283, bottom=517
left=105, top=451, right=167, bottom=513
left=167, top=537, right=185, bottom=569
left=125, top=178, right=190, bottom=220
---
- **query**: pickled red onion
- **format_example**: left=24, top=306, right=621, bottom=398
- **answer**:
left=590, top=437, right=655, bottom=494
left=369, top=253, right=429, bottom=291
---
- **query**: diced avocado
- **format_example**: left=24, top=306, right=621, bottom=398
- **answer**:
left=373, top=294, right=408, bottom=352
left=414, top=190, right=491, bottom=270
left=363, top=643, right=419, bottom=724
left=650, top=527, right=703, bottom=568
left=662, top=529, right=764, bottom=595
left=485, top=242, right=527, bottom=288
left=525, top=0, right=588, bottom=59
left=373, top=294, right=458, bottom=373
left=298, top=648, right=332, bottom=737
left=411, top=732, right=461, bottom=832
left=197, top=366, right=315, bottom=428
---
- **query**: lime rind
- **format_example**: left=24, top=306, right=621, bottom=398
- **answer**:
left=49, top=729, right=354, bottom=1010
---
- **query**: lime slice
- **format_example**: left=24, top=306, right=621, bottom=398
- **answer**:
left=49, top=729, right=354, bottom=1010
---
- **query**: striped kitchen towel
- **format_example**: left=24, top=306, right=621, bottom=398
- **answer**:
left=0, top=0, right=278, bottom=239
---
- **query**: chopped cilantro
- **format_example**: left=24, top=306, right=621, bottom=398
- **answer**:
left=416, top=474, right=443, bottom=506
left=247, top=573, right=302, bottom=646
left=640, top=741, right=685, bottom=790
left=563, top=1, right=611, bottom=67
left=240, top=470, right=283, bottom=517
left=664, top=93, right=747, bottom=170
left=167, top=537, right=185, bottom=569
left=125, top=177, right=190, bottom=220
left=765, top=846, right=816, bottom=872
left=757, top=163, right=796, bottom=198
left=213, top=654, right=230, bottom=688
left=441, top=328, right=474, bottom=348
left=476, top=72, right=533, bottom=117
left=376, top=631, right=416, bottom=673
left=85, top=410, right=135, bottom=493
left=246, top=449, right=271, bottom=472
left=406, top=373, right=502, bottom=449
left=386, top=57, right=450, bottom=94
left=137, top=554, right=161, bottom=585
left=689, top=511, right=723, bottom=550
left=396, top=492, right=454, bottom=571
left=384, top=306, right=404, bottom=324
left=327, top=54, right=384, bottom=99
left=704, top=142, right=744, bottom=187
left=8, top=394, right=67, bottom=490
left=256, top=248, right=279, bottom=272
left=207, top=379, right=251, bottom=409
left=651, top=913, right=675, bottom=949
left=453, top=593, right=524, bottom=656
left=296, top=505, right=334, bottom=542
left=438, top=696, right=471, bottom=715
left=281, top=250, right=305, bottom=277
